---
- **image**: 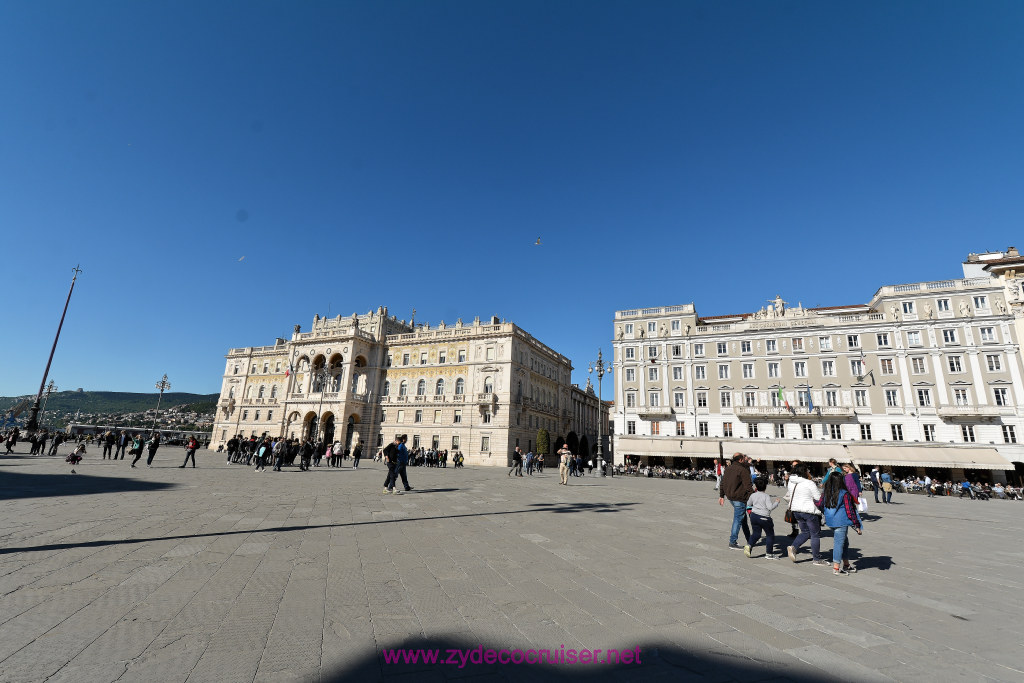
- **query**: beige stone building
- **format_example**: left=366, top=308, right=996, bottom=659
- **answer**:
left=611, top=249, right=1024, bottom=482
left=211, top=309, right=606, bottom=466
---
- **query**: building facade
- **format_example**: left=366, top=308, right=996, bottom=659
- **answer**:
left=211, top=308, right=606, bottom=466
left=611, top=249, right=1024, bottom=481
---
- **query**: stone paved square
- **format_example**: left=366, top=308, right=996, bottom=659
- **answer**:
left=1, top=449, right=1022, bottom=682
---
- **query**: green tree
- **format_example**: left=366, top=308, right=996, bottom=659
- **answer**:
left=536, top=428, right=549, bottom=455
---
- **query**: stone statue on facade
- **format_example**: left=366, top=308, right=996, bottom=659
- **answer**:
left=996, top=298, right=1007, bottom=314
left=294, top=324, right=301, bottom=335
left=617, top=326, right=623, bottom=339
left=889, top=304, right=900, bottom=321
left=768, top=295, right=787, bottom=317
left=959, top=300, right=972, bottom=317
left=924, top=303, right=934, bottom=319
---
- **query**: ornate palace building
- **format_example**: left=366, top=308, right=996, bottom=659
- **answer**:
left=211, top=308, right=607, bottom=466
left=611, top=248, right=1024, bottom=482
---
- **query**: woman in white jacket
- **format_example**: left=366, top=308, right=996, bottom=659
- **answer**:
left=786, top=464, right=829, bottom=565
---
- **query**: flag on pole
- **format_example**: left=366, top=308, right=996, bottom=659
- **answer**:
left=807, top=388, right=815, bottom=413
left=777, top=386, right=791, bottom=411
left=285, top=362, right=294, bottom=377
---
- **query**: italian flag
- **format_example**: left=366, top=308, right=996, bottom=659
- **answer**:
left=777, top=386, right=791, bottom=411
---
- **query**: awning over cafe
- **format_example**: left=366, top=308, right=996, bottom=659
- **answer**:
left=845, top=444, right=1014, bottom=471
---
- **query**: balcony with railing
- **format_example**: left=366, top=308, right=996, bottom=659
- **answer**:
left=476, top=392, right=497, bottom=405
left=936, top=404, right=1002, bottom=420
left=734, top=405, right=854, bottom=419
left=637, top=405, right=673, bottom=420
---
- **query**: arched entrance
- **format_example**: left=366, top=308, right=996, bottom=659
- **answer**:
left=566, top=432, right=579, bottom=455
left=553, top=435, right=564, bottom=453
left=323, top=413, right=336, bottom=443
left=579, top=435, right=590, bottom=460
left=304, top=412, right=318, bottom=441
left=346, top=414, right=361, bottom=449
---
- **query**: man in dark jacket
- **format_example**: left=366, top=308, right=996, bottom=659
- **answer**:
left=382, top=436, right=400, bottom=493
left=719, top=453, right=754, bottom=550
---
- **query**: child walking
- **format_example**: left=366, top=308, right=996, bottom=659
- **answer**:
left=745, top=478, right=781, bottom=559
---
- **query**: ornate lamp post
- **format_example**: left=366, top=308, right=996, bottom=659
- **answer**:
left=313, top=368, right=330, bottom=442
left=39, top=381, right=58, bottom=428
left=152, top=374, right=171, bottom=431
left=588, top=349, right=608, bottom=476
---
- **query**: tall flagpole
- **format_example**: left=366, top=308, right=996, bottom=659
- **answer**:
left=26, top=266, right=81, bottom=432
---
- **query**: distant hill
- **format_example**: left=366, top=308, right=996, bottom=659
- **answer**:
left=0, top=391, right=219, bottom=416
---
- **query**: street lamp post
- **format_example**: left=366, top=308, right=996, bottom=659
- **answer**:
left=39, top=381, right=57, bottom=428
left=588, top=349, right=608, bottom=477
left=152, top=374, right=171, bottom=432
left=313, top=368, right=330, bottom=442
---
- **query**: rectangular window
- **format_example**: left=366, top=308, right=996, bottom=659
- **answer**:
left=438, top=350, right=447, bottom=363
left=942, top=329, right=958, bottom=345
left=648, top=346, right=659, bottom=359
left=696, top=391, right=708, bottom=408
left=948, top=356, right=963, bottom=373
left=625, top=369, right=636, bottom=382
left=267, top=410, right=273, bottom=421
left=718, top=364, right=730, bottom=380
left=625, top=392, right=636, bottom=407
left=821, top=360, right=835, bottom=376
left=766, top=339, right=777, bottom=353
left=1003, top=425, right=1017, bottom=444
left=818, top=336, right=832, bottom=351
left=793, top=361, right=806, bottom=378
left=774, top=423, right=785, bottom=438
left=742, top=363, right=754, bottom=379
left=673, top=366, right=684, bottom=380
left=694, top=365, right=706, bottom=380
left=979, top=327, right=995, bottom=342
left=694, top=343, right=705, bottom=356
left=828, top=424, right=842, bottom=440
left=624, top=323, right=634, bottom=335
left=891, top=424, right=904, bottom=441
left=402, top=353, right=410, bottom=366
left=973, top=295, right=988, bottom=310
left=486, top=347, right=494, bottom=361
left=262, top=362, right=269, bottom=373
left=826, top=390, right=838, bottom=407
left=242, top=410, right=248, bottom=420
left=923, top=424, right=936, bottom=442
left=880, top=358, right=895, bottom=375
left=747, top=423, right=758, bottom=438
left=433, top=410, right=441, bottom=424
left=717, top=342, right=728, bottom=355
left=907, top=331, right=922, bottom=346
left=723, top=422, right=733, bottom=437
left=994, top=388, right=1010, bottom=406
left=698, top=421, right=709, bottom=437
left=720, top=391, right=731, bottom=408
left=850, top=359, right=864, bottom=376
left=791, top=337, right=804, bottom=351
left=847, top=334, right=860, bottom=349
left=625, top=347, right=635, bottom=360
left=671, top=320, right=681, bottom=332
left=673, top=392, right=685, bottom=408
left=954, top=388, right=970, bottom=405
left=885, top=389, right=900, bottom=407
left=798, top=390, right=808, bottom=408
left=675, top=420, right=686, bottom=436
left=420, top=352, right=427, bottom=365
left=877, top=333, right=890, bottom=347
left=986, top=355, right=1002, bottom=371
left=650, top=422, right=660, bottom=436
left=482, top=410, right=491, bottom=424
left=801, top=424, right=813, bottom=439
left=937, top=298, right=950, bottom=312
left=855, top=390, right=868, bottom=407
left=912, top=357, right=927, bottom=374
left=741, top=340, right=752, bottom=353
left=860, top=424, right=872, bottom=440
left=414, top=410, right=422, bottom=423
left=961, top=424, right=976, bottom=443
left=917, top=389, right=931, bottom=407
left=768, top=362, right=779, bottom=378
left=901, top=301, right=915, bottom=314
left=627, top=420, right=636, bottom=435
left=649, top=392, right=660, bottom=407
left=481, top=436, right=489, bottom=451
left=412, top=435, right=421, bottom=449
left=453, top=409, right=462, bottom=423
left=254, top=410, right=260, bottom=421
left=648, top=367, right=659, bottom=381
left=648, top=322, right=657, bottom=333
left=458, top=349, right=466, bottom=362
left=672, top=344, right=682, bottom=357
left=744, top=391, right=756, bottom=407
left=397, top=409, right=404, bottom=422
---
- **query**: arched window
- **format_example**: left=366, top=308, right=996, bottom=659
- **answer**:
left=258, top=385, right=265, bottom=399
left=416, top=379, right=426, bottom=396
left=246, top=386, right=253, bottom=399
left=383, top=381, right=390, bottom=396
left=270, top=385, right=277, bottom=398
left=354, top=356, right=366, bottom=367
left=455, top=378, right=465, bottom=395
left=517, top=380, right=522, bottom=400
left=484, top=376, right=493, bottom=393
left=228, top=387, right=235, bottom=399
left=435, top=378, right=445, bottom=395
left=399, top=380, right=408, bottom=396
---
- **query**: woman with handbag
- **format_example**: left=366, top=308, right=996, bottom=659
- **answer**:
left=821, top=471, right=862, bottom=575
left=785, top=464, right=829, bottom=566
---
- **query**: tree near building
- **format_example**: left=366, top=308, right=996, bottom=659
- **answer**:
left=536, top=428, right=549, bottom=455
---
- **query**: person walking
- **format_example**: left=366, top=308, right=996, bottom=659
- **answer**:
left=253, top=436, right=271, bottom=472
left=145, top=432, right=162, bottom=467
left=924, top=474, right=933, bottom=498
left=786, top=464, right=828, bottom=566
left=5, top=427, right=20, bottom=454
left=557, top=443, right=572, bottom=485
left=130, top=433, right=144, bottom=467
left=713, top=458, right=724, bottom=490
left=272, top=436, right=287, bottom=471
left=509, top=447, right=524, bottom=477
left=382, top=436, right=400, bottom=492
left=352, top=443, right=362, bottom=468
left=880, top=469, right=895, bottom=504
left=869, top=467, right=882, bottom=504
left=179, top=435, right=199, bottom=468
left=101, top=431, right=115, bottom=459
left=821, top=470, right=862, bottom=575
left=115, top=430, right=129, bottom=459
left=525, top=451, right=534, bottom=476
left=395, top=435, right=412, bottom=492
left=298, top=439, right=313, bottom=471
left=744, top=477, right=780, bottom=559
left=719, top=453, right=754, bottom=550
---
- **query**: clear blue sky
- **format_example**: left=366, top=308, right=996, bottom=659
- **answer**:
left=2, top=1, right=1022, bottom=396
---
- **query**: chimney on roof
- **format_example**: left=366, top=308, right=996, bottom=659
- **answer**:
left=1008, top=246, right=1020, bottom=257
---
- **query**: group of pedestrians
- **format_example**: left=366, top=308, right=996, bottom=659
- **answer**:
left=224, top=434, right=363, bottom=472
left=720, top=453, right=862, bottom=576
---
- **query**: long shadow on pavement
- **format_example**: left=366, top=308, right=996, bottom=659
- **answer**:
left=0, top=469, right=177, bottom=502
left=323, top=635, right=834, bottom=682
left=0, top=501, right=637, bottom=555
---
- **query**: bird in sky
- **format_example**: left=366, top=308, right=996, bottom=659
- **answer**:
left=534, top=237, right=541, bottom=246
left=238, top=256, right=245, bottom=262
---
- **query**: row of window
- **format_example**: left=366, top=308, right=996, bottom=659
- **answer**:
left=625, top=387, right=1013, bottom=409
left=625, top=420, right=1018, bottom=443
left=622, top=326, right=1001, bottom=361
left=624, top=353, right=1006, bottom=383
left=383, top=408, right=484, bottom=424
left=397, top=349, right=469, bottom=366
left=376, top=433, right=466, bottom=451
left=240, top=409, right=274, bottom=422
